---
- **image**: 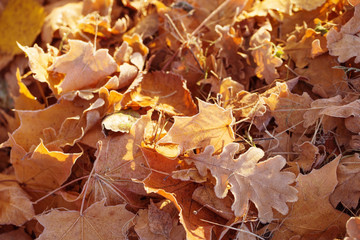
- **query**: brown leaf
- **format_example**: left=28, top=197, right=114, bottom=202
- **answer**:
left=142, top=147, right=224, bottom=240
left=250, top=23, right=282, bottom=84
left=270, top=156, right=350, bottom=238
left=187, top=143, right=298, bottom=223
left=36, top=200, right=135, bottom=240
left=0, top=174, right=34, bottom=226
left=330, top=154, right=360, bottom=209
left=7, top=135, right=81, bottom=190
left=121, top=71, right=197, bottom=116
left=157, top=99, right=234, bottom=157
left=327, top=5, right=360, bottom=63
left=345, top=217, right=360, bottom=240
left=49, top=40, right=117, bottom=93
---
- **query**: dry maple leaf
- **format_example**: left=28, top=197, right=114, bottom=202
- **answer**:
left=187, top=143, right=298, bottom=223
left=41, top=1, right=83, bottom=44
left=7, top=135, right=81, bottom=190
left=157, top=99, right=235, bottom=157
left=142, top=147, right=224, bottom=240
left=269, top=155, right=350, bottom=239
left=89, top=113, right=151, bottom=205
left=49, top=39, right=117, bottom=93
left=121, top=71, right=197, bottom=116
left=0, top=173, right=35, bottom=226
left=36, top=200, right=135, bottom=240
left=7, top=99, right=87, bottom=152
left=330, top=154, right=360, bottom=209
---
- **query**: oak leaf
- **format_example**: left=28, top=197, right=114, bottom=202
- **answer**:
left=36, top=200, right=135, bottom=240
left=250, top=23, right=282, bottom=84
left=269, top=156, right=350, bottom=238
left=327, top=5, right=360, bottom=63
left=157, top=99, right=235, bottom=157
left=0, top=174, right=35, bottom=226
left=330, top=154, right=360, bottom=209
left=49, top=40, right=117, bottom=93
left=187, top=143, right=298, bottom=223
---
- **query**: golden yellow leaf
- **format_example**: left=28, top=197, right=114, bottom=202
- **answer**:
left=0, top=0, right=45, bottom=55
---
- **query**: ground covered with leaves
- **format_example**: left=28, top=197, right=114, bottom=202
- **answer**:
left=1, top=0, right=360, bottom=239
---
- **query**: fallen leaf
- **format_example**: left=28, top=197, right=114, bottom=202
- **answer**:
left=345, top=217, right=360, bottom=240
left=101, top=109, right=141, bottom=133
left=7, top=135, right=81, bottom=190
left=121, top=71, right=197, bottom=116
left=0, top=0, right=45, bottom=55
left=36, top=200, right=135, bottom=240
left=0, top=174, right=35, bottom=226
left=327, top=5, right=360, bottom=63
left=41, top=0, right=83, bottom=44
left=291, top=0, right=327, bottom=11
left=330, top=154, right=360, bottom=209
left=187, top=143, right=298, bottom=223
left=142, top=147, right=224, bottom=240
left=269, top=155, right=350, bottom=239
left=250, top=23, right=282, bottom=84
left=157, top=99, right=235, bottom=157
left=49, top=40, right=117, bottom=93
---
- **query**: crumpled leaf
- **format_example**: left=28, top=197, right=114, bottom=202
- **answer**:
left=134, top=200, right=186, bottom=240
left=49, top=39, right=117, bottom=93
left=250, top=22, right=282, bottom=84
left=284, top=28, right=327, bottom=68
left=41, top=0, right=83, bottom=44
left=157, top=99, right=235, bottom=157
left=36, top=200, right=135, bottom=240
left=327, top=5, right=360, bottom=63
left=0, top=174, right=35, bottom=226
left=303, top=96, right=360, bottom=130
left=330, top=154, right=360, bottom=209
left=102, top=109, right=141, bottom=133
left=187, top=143, right=298, bottom=223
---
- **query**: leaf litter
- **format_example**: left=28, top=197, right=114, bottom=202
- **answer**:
left=1, top=0, right=360, bottom=239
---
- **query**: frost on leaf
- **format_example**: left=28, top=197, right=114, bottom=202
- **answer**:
left=36, top=200, right=135, bottom=240
left=187, top=143, right=298, bottom=223
left=49, top=39, right=117, bottom=93
left=157, top=99, right=235, bottom=157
